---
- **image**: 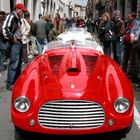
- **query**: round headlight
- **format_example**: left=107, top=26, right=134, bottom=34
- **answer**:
left=114, top=97, right=130, bottom=113
left=14, top=96, right=30, bottom=113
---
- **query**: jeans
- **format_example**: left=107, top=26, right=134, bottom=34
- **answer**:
left=36, top=38, right=48, bottom=54
left=103, top=41, right=112, bottom=57
left=0, top=48, right=3, bottom=71
left=0, top=39, right=10, bottom=70
left=7, top=41, right=23, bottom=87
left=116, top=40, right=125, bottom=65
left=22, top=44, right=28, bottom=63
left=136, top=50, right=140, bottom=82
left=122, top=43, right=136, bottom=77
left=0, top=39, right=4, bottom=70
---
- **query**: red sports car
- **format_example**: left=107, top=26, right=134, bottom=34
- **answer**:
left=11, top=41, right=134, bottom=136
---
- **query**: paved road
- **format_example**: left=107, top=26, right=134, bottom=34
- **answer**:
left=0, top=68, right=140, bottom=140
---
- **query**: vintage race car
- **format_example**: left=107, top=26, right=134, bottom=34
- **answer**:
left=11, top=41, right=134, bottom=136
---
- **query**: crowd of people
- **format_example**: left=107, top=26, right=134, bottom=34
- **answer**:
left=96, top=10, right=140, bottom=91
left=0, top=3, right=140, bottom=91
left=85, top=11, right=140, bottom=91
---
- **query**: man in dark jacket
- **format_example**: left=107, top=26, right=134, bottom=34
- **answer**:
left=34, top=14, right=48, bottom=54
left=112, top=10, right=125, bottom=65
left=130, top=11, right=140, bottom=89
left=2, top=3, right=27, bottom=91
left=122, top=12, right=136, bottom=79
left=0, top=11, right=6, bottom=72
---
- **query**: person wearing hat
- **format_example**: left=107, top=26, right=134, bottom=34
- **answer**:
left=2, top=3, right=27, bottom=91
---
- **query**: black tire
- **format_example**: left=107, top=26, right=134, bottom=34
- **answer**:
left=15, top=126, right=32, bottom=137
left=117, top=124, right=132, bottom=138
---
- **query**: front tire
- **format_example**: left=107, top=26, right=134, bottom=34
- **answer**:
left=15, top=126, right=32, bottom=137
left=117, top=124, right=132, bottom=138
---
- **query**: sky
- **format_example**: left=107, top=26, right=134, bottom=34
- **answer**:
left=74, top=0, right=88, bottom=6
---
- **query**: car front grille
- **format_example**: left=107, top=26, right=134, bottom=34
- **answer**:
left=38, top=100, right=105, bottom=129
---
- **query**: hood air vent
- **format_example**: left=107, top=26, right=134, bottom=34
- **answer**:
left=83, top=55, right=98, bottom=75
left=48, top=55, right=63, bottom=77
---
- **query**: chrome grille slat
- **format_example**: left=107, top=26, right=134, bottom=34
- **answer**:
left=39, top=123, right=103, bottom=128
left=39, top=113, right=104, bottom=118
left=45, top=102, right=98, bottom=105
left=39, top=117, right=105, bottom=121
left=38, top=100, right=105, bottom=129
left=39, top=108, right=103, bottom=112
left=42, top=104, right=100, bottom=108
left=39, top=120, right=104, bottom=124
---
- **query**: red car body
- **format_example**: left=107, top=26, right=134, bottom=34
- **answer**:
left=11, top=43, right=134, bottom=135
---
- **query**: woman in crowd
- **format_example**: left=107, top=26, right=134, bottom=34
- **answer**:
left=98, top=12, right=114, bottom=57
left=53, top=13, right=64, bottom=36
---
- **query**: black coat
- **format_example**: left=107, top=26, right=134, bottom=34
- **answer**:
left=2, top=11, right=21, bottom=41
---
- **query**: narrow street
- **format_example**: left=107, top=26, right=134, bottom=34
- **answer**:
left=0, top=60, right=140, bottom=140
left=1, top=0, right=140, bottom=139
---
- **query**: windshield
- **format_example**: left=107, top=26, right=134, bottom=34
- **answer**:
left=57, top=28, right=96, bottom=43
left=67, top=27, right=87, bottom=32
left=43, top=40, right=103, bottom=54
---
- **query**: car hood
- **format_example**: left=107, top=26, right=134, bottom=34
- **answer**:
left=13, top=47, right=133, bottom=105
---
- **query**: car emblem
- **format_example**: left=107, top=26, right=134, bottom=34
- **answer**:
left=71, top=84, right=75, bottom=89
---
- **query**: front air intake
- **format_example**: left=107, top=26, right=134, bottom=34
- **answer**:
left=38, top=100, right=105, bottom=129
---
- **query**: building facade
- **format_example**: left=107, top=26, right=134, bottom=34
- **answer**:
left=74, top=4, right=86, bottom=19
left=0, top=0, right=75, bottom=21
left=86, top=0, right=140, bottom=19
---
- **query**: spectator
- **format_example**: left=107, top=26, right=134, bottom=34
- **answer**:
left=112, top=10, right=125, bottom=65
left=122, top=12, right=136, bottom=80
left=24, top=11, right=37, bottom=57
left=2, top=3, right=27, bottom=91
left=79, top=18, right=85, bottom=28
left=94, top=16, right=102, bottom=34
left=98, top=12, right=114, bottom=57
left=0, top=11, right=6, bottom=72
left=46, top=14, right=56, bottom=42
left=130, top=11, right=140, bottom=89
left=21, top=15, right=31, bottom=63
left=38, top=13, right=42, bottom=19
left=75, top=16, right=81, bottom=27
left=34, top=14, right=48, bottom=54
left=53, top=13, right=64, bottom=36
left=86, top=17, right=94, bottom=33
left=63, top=13, right=69, bottom=30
